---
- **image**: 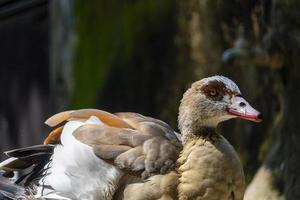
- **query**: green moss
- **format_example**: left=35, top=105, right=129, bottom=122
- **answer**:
left=72, top=0, right=174, bottom=108
left=72, top=1, right=118, bottom=107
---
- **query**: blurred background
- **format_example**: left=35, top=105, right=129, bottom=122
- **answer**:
left=0, top=0, right=300, bottom=199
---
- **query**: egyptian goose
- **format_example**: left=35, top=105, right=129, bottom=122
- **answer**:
left=0, top=75, right=262, bottom=200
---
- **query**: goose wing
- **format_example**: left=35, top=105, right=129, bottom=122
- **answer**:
left=45, top=109, right=182, bottom=177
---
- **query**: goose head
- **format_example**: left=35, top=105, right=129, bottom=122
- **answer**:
left=178, top=75, right=262, bottom=143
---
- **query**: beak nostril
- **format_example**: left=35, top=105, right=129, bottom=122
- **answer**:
left=239, top=102, right=246, bottom=107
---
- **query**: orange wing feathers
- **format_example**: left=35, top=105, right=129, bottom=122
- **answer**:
left=43, top=109, right=135, bottom=144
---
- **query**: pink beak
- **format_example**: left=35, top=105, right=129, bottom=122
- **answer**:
left=227, top=95, right=263, bottom=123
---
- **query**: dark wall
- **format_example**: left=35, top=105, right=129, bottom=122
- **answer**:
left=0, top=0, right=50, bottom=154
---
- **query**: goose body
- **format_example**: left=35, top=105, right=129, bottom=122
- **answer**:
left=0, top=76, right=262, bottom=200
left=177, top=135, right=245, bottom=200
left=123, top=134, right=245, bottom=200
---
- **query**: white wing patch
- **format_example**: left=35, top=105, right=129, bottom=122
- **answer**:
left=37, top=116, right=122, bottom=200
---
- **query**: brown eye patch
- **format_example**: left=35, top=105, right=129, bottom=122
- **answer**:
left=200, top=80, right=227, bottom=101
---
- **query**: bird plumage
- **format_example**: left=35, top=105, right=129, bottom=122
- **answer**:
left=0, top=75, right=262, bottom=200
left=177, top=134, right=245, bottom=200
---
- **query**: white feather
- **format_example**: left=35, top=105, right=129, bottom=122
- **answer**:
left=36, top=116, right=122, bottom=200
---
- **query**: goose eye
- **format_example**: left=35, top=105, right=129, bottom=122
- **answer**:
left=210, top=89, right=217, bottom=96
